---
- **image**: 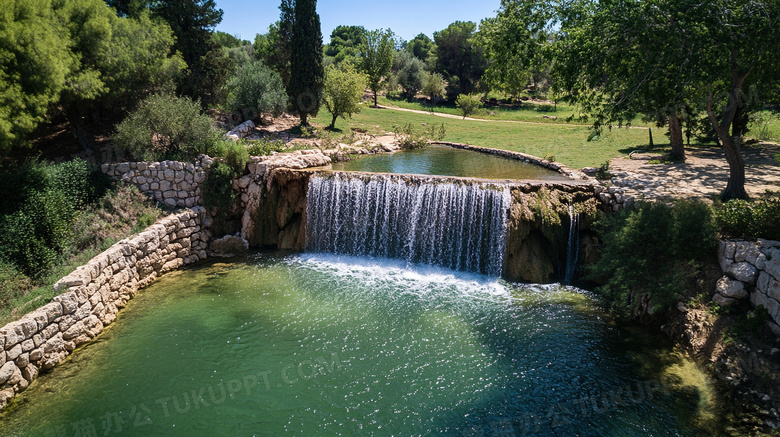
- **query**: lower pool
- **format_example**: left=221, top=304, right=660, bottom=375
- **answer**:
left=0, top=253, right=716, bottom=436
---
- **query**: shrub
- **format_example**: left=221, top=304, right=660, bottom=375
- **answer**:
left=393, top=123, right=446, bottom=150
left=715, top=191, right=780, bottom=240
left=247, top=138, right=286, bottom=156
left=588, top=200, right=717, bottom=315
left=113, top=94, right=219, bottom=161
left=226, top=60, right=287, bottom=121
left=222, top=140, right=249, bottom=174
left=455, top=93, right=482, bottom=119
left=595, top=161, right=612, bottom=181
left=202, top=161, right=239, bottom=213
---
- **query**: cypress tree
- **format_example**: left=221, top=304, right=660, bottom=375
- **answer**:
left=289, top=0, right=324, bottom=126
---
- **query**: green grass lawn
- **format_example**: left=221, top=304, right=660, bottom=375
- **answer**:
left=311, top=106, right=660, bottom=169
left=376, top=95, right=655, bottom=127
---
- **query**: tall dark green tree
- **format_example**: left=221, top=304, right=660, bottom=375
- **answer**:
left=325, top=25, right=367, bottom=65
left=288, top=0, right=324, bottom=125
left=150, top=0, right=230, bottom=105
left=433, top=21, right=487, bottom=98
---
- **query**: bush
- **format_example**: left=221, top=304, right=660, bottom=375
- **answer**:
left=588, top=200, right=717, bottom=315
left=247, top=138, right=286, bottom=156
left=113, top=94, right=219, bottom=161
left=202, top=161, right=239, bottom=213
left=222, top=140, right=249, bottom=174
left=595, top=161, right=612, bottom=181
left=455, top=93, right=482, bottom=118
left=393, top=123, right=446, bottom=150
left=715, top=191, right=780, bottom=240
left=226, top=60, right=288, bottom=121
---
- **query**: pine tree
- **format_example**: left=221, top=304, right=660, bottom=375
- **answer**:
left=288, top=0, right=324, bottom=125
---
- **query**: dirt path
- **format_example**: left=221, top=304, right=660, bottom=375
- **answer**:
left=607, top=143, right=780, bottom=201
left=374, top=104, right=597, bottom=127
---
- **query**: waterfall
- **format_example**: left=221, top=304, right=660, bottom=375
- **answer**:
left=564, top=204, right=580, bottom=283
left=305, top=173, right=512, bottom=276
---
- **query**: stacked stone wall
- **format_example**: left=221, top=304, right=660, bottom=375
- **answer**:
left=0, top=208, right=209, bottom=410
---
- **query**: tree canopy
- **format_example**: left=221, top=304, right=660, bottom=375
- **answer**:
left=360, top=29, right=394, bottom=106
left=322, top=62, right=368, bottom=129
left=289, top=0, right=324, bottom=125
left=433, top=21, right=487, bottom=98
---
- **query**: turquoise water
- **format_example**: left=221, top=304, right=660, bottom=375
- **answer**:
left=330, top=145, right=569, bottom=180
left=0, top=253, right=716, bottom=436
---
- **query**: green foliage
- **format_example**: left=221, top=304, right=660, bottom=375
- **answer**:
left=212, top=31, right=246, bottom=48
left=246, top=138, right=286, bottom=156
left=433, top=21, right=487, bottom=97
left=0, top=159, right=107, bottom=279
left=455, top=94, right=482, bottom=118
left=113, top=94, right=219, bottom=160
left=714, top=192, right=780, bottom=241
left=289, top=0, right=325, bottom=125
left=588, top=200, right=718, bottom=315
left=595, top=161, right=612, bottom=181
left=222, top=140, right=249, bottom=174
left=394, top=51, right=427, bottom=100
left=422, top=72, right=446, bottom=102
left=226, top=60, right=287, bottom=120
left=325, top=25, right=367, bottom=65
left=0, top=0, right=72, bottom=150
left=322, top=62, right=369, bottom=129
left=406, top=33, right=435, bottom=65
left=393, top=123, right=446, bottom=150
left=202, top=161, right=239, bottom=214
left=360, top=29, right=394, bottom=106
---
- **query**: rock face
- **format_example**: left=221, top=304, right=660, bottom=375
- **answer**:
left=210, top=234, right=250, bottom=256
left=101, top=156, right=211, bottom=209
left=225, top=120, right=256, bottom=141
left=716, top=239, right=780, bottom=333
left=0, top=208, right=210, bottom=411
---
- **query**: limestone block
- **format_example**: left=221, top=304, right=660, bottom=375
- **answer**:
left=758, top=272, right=772, bottom=294
left=765, top=260, right=780, bottom=281
left=720, top=240, right=737, bottom=261
left=164, top=169, right=175, bottom=180
left=62, top=321, right=85, bottom=341
left=8, top=366, right=23, bottom=387
left=21, top=364, right=38, bottom=383
left=6, top=344, right=22, bottom=361
left=57, top=315, right=77, bottom=332
left=32, top=334, right=43, bottom=348
left=752, top=291, right=780, bottom=322
left=15, top=352, right=29, bottom=369
left=727, top=262, right=759, bottom=285
left=735, top=241, right=757, bottom=263
left=150, top=182, right=160, bottom=190
left=29, top=348, right=43, bottom=363
left=768, top=278, right=780, bottom=302
left=715, top=290, right=741, bottom=306
left=20, top=339, right=34, bottom=353
left=160, top=180, right=172, bottom=191
left=1, top=323, right=23, bottom=349
left=117, top=163, right=130, bottom=173
left=0, top=361, right=17, bottom=384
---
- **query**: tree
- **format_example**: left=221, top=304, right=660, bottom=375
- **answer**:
left=150, top=0, right=228, bottom=105
left=212, top=31, right=246, bottom=48
left=360, top=29, right=394, bottom=106
left=321, top=62, right=368, bottom=129
left=456, top=94, right=482, bottom=118
left=113, top=94, right=217, bottom=160
left=394, top=51, right=426, bottom=100
left=406, top=33, right=435, bottom=65
left=422, top=72, right=445, bottom=103
left=433, top=21, right=487, bottom=98
left=226, top=61, right=287, bottom=122
left=0, top=0, right=73, bottom=151
left=325, top=25, right=367, bottom=65
left=289, top=0, right=324, bottom=125
left=477, top=4, right=554, bottom=98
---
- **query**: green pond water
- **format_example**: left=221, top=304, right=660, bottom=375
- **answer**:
left=330, top=145, right=570, bottom=181
left=0, top=253, right=717, bottom=436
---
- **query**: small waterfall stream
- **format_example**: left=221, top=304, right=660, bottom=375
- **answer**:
left=564, top=204, right=580, bottom=283
left=305, top=173, right=511, bottom=276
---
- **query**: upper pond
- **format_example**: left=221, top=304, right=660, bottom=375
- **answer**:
left=330, top=145, right=570, bottom=180
left=0, top=253, right=716, bottom=436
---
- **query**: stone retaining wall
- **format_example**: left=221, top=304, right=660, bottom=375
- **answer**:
left=101, top=156, right=213, bottom=208
left=715, top=239, right=780, bottom=334
left=0, top=208, right=210, bottom=411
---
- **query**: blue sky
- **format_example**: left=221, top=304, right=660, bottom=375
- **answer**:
left=215, top=0, right=502, bottom=43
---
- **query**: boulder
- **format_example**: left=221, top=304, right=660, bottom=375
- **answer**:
left=0, top=361, right=16, bottom=384
left=713, top=293, right=739, bottom=307
left=727, top=262, right=759, bottom=285
left=209, top=235, right=249, bottom=256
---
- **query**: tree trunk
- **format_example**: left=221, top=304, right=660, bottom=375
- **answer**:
left=720, top=135, right=748, bottom=201
left=66, top=104, right=93, bottom=155
left=329, top=114, right=337, bottom=130
left=731, top=103, right=749, bottom=138
left=300, top=112, right=308, bottom=126
left=668, top=114, right=685, bottom=160
left=373, top=90, right=378, bottom=107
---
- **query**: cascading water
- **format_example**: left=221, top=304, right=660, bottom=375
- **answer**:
left=305, top=173, right=512, bottom=276
left=564, top=204, right=580, bottom=283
